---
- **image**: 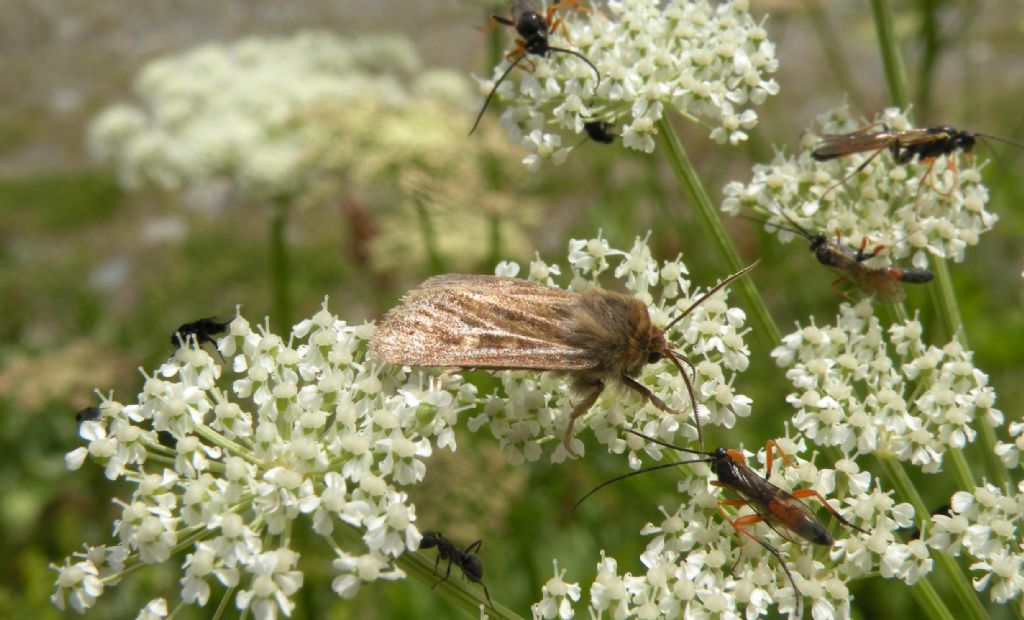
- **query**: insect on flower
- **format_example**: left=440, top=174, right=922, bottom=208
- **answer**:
left=575, top=429, right=869, bottom=618
left=75, top=406, right=101, bottom=422
left=171, top=317, right=230, bottom=350
left=370, top=265, right=757, bottom=456
left=583, top=119, right=615, bottom=144
left=419, top=530, right=493, bottom=609
left=747, top=208, right=933, bottom=303
left=469, top=0, right=601, bottom=136
left=812, top=122, right=1024, bottom=197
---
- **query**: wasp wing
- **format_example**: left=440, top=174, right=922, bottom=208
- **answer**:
left=370, top=274, right=596, bottom=370
left=812, top=130, right=899, bottom=160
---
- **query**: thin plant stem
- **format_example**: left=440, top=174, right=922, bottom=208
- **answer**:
left=655, top=115, right=781, bottom=348
left=395, top=548, right=523, bottom=620
left=876, top=455, right=988, bottom=620
left=909, top=578, right=957, bottom=620
left=414, top=194, right=445, bottom=273
left=870, top=0, right=1009, bottom=493
left=269, top=198, right=292, bottom=331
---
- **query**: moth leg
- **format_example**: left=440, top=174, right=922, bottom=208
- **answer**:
left=564, top=382, right=603, bottom=457
left=432, top=368, right=461, bottom=392
left=621, top=375, right=672, bottom=413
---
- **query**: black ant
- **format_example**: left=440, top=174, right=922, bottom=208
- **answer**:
left=470, top=0, right=601, bottom=136
left=419, top=530, right=493, bottom=608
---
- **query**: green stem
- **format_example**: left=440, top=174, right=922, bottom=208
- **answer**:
left=910, top=578, right=957, bottom=620
left=396, top=548, right=524, bottom=620
left=655, top=116, right=781, bottom=348
left=876, top=455, right=988, bottom=620
left=871, top=0, right=1010, bottom=493
left=870, top=0, right=910, bottom=109
left=269, top=198, right=292, bottom=330
left=415, top=195, right=445, bottom=273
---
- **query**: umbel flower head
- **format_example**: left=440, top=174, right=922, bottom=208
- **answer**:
left=51, top=235, right=752, bottom=616
left=722, top=105, right=997, bottom=269
left=534, top=432, right=917, bottom=618
left=772, top=300, right=1002, bottom=473
left=476, top=0, right=779, bottom=168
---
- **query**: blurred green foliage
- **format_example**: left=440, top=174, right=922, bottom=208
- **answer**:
left=1, top=1, right=1022, bottom=618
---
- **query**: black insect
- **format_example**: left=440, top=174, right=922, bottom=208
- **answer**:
left=584, top=119, right=615, bottom=144
left=470, top=0, right=601, bottom=135
left=812, top=122, right=1024, bottom=198
left=171, top=317, right=230, bottom=349
left=75, top=406, right=101, bottom=422
left=419, top=530, right=493, bottom=608
left=575, top=429, right=868, bottom=618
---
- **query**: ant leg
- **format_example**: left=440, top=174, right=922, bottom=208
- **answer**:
left=789, top=489, right=870, bottom=535
left=563, top=382, right=603, bottom=456
left=432, top=558, right=455, bottom=589
left=464, top=539, right=483, bottom=555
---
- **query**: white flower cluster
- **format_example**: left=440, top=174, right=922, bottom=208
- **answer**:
left=52, top=299, right=479, bottom=616
left=533, top=433, right=917, bottom=618
left=88, top=32, right=422, bottom=200
left=722, top=105, right=997, bottom=268
left=483, top=234, right=753, bottom=464
left=929, top=483, right=1024, bottom=607
left=771, top=300, right=1003, bottom=473
left=479, top=0, right=779, bottom=167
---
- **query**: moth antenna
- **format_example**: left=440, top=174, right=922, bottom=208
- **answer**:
left=571, top=458, right=712, bottom=513
left=623, top=428, right=708, bottom=456
left=663, top=349, right=703, bottom=452
left=469, top=54, right=526, bottom=136
left=665, top=260, right=759, bottom=333
left=546, top=46, right=602, bottom=88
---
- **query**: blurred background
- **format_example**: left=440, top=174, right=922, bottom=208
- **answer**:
left=1, top=1, right=1022, bottom=617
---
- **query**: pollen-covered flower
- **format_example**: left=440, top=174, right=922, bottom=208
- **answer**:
left=771, top=300, right=1002, bottom=472
left=476, top=0, right=779, bottom=166
left=468, top=234, right=753, bottom=463
left=722, top=105, right=996, bottom=268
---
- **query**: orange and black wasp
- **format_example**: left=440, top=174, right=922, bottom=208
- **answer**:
left=812, top=122, right=1024, bottom=197
left=575, top=429, right=868, bottom=618
left=748, top=208, right=933, bottom=303
left=469, top=0, right=601, bottom=135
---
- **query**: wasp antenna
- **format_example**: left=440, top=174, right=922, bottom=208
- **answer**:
left=546, top=46, right=601, bottom=88
left=976, top=133, right=1024, bottom=151
left=737, top=213, right=812, bottom=241
left=665, top=261, right=759, bottom=333
left=571, top=458, right=711, bottom=513
left=663, top=350, right=703, bottom=452
left=623, top=428, right=708, bottom=456
left=469, top=54, right=526, bottom=136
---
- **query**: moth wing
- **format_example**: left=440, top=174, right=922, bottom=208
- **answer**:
left=371, top=274, right=596, bottom=370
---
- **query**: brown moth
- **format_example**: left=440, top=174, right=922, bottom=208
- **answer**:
left=370, top=263, right=757, bottom=455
